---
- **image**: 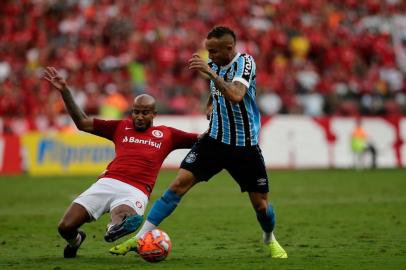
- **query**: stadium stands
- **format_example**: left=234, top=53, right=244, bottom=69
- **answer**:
left=1, top=0, right=405, bottom=133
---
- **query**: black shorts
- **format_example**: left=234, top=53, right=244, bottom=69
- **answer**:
left=180, top=135, right=269, bottom=193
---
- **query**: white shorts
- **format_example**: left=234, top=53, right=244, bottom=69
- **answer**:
left=73, top=178, right=148, bottom=220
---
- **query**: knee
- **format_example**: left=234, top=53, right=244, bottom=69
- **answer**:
left=170, top=174, right=195, bottom=195
left=170, top=180, right=187, bottom=195
left=58, top=219, right=74, bottom=236
left=253, top=201, right=268, bottom=214
left=111, top=205, right=135, bottom=223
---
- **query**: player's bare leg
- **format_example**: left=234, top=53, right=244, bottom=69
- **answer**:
left=249, top=192, right=287, bottom=258
left=110, top=169, right=197, bottom=255
left=104, top=204, right=143, bottom=242
left=58, top=203, right=91, bottom=258
left=135, top=169, right=196, bottom=238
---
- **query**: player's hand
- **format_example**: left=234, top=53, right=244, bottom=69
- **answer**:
left=43, top=66, right=68, bottom=92
left=188, top=53, right=212, bottom=79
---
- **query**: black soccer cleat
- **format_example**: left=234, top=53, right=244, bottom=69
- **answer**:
left=63, top=231, right=86, bottom=258
left=104, top=214, right=143, bottom=242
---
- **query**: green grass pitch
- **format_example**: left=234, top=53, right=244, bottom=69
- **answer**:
left=0, top=169, right=405, bottom=270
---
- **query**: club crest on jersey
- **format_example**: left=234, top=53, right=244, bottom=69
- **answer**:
left=135, top=201, right=143, bottom=209
left=152, top=130, right=163, bottom=138
left=185, top=151, right=197, bottom=163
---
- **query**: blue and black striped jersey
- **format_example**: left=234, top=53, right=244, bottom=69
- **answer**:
left=207, top=52, right=260, bottom=146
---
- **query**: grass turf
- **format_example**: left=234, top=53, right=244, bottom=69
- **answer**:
left=0, top=169, right=405, bottom=270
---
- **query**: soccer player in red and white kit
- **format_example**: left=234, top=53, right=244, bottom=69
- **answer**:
left=43, top=67, right=199, bottom=258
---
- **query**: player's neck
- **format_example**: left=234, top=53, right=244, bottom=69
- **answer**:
left=221, top=51, right=239, bottom=68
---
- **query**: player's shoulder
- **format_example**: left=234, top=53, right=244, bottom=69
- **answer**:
left=119, top=119, right=133, bottom=128
left=122, top=118, right=132, bottom=125
left=238, top=52, right=255, bottom=63
left=94, top=118, right=125, bottom=130
left=152, top=125, right=177, bottom=133
left=109, top=119, right=133, bottom=133
left=150, top=125, right=184, bottom=142
left=153, top=125, right=188, bottom=137
left=152, top=125, right=168, bottom=130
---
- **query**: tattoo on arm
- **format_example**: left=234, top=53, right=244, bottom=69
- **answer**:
left=213, top=75, right=228, bottom=93
left=213, top=75, right=246, bottom=102
left=231, top=83, right=247, bottom=98
left=60, top=88, right=87, bottom=126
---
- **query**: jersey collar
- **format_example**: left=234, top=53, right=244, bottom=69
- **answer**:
left=220, top=52, right=241, bottom=70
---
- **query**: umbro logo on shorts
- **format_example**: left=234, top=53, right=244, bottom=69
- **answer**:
left=257, top=178, right=267, bottom=186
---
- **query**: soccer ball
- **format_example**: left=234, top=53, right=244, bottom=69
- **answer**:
left=137, top=229, right=171, bottom=262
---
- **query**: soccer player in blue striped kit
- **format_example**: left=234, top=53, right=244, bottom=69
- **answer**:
left=110, top=26, right=287, bottom=258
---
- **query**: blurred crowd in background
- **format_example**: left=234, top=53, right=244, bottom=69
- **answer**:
left=1, top=0, right=406, bottom=133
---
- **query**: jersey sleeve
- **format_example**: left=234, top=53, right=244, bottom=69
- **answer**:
left=169, top=127, right=199, bottom=149
left=232, top=54, right=255, bottom=88
left=91, top=119, right=121, bottom=141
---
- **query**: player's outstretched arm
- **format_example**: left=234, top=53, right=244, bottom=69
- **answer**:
left=188, top=54, right=247, bottom=103
left=43, top=67, right=94, bottom=133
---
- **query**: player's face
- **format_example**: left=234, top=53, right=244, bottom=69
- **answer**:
left=205, top=36, right=235, bottom=66
left=131, top=104, right=156, bottom=131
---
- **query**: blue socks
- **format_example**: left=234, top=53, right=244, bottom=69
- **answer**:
left=256, top=203, right=276, bottom=233
left=147, top=189, right=181, bottom=226
left=147, top=189, right=275, bottom=235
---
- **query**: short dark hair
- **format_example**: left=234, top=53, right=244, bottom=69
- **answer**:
left=207, top=26, right=236, bottom=42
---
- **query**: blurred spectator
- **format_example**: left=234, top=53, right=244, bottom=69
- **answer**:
left=100, top=83, right=129, bottom=119
left=351, top=118, right=377, bottom=169
left=258, top=90, right=282, bottom=116
left=298, top=89, right=324, bottom=116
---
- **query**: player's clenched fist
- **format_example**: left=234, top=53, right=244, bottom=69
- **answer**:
left=188, top=53, right=212, bottom=79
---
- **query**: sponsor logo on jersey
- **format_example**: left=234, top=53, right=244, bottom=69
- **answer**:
left=243, top=55, right=252, bottom=76
left=122, top=136, right=162, bottom=149
left=185, top=151, right=197, bottom=163
left=152, top=130, right=163, bottom=138
left=211, top=83, right=222, bottom=97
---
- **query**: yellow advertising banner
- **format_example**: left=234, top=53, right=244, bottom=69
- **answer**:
left=22, top=132, right=115, bottom=175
